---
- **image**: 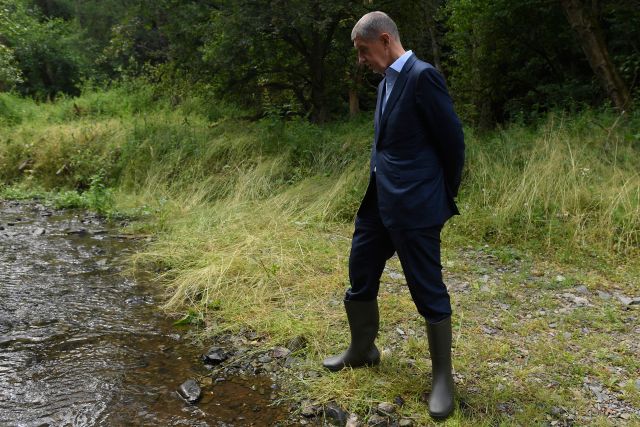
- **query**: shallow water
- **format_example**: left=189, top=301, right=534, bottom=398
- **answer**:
left=0, top=201, right=286, bottom=426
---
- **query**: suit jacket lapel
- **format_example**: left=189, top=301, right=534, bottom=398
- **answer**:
left=378, top=54, right=417, bottom=138
left=374, top=78, right=385, bottom=146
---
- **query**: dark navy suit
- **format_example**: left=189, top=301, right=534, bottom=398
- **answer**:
left=346, top=53, right=465, bottom=322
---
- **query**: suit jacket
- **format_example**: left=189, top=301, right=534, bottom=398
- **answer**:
left=360, top=53, right=465, bottom=230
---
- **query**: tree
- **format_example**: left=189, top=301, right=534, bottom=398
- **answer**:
left=560, top=0, right=632, bottom=112
left=203, top=0, right=366, bottom=123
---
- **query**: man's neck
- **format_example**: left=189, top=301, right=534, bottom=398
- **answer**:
left=387, top=47, right=407, bottom=69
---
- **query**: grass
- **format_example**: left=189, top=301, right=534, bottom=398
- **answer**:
left=1, top=85, right=639, bottom=425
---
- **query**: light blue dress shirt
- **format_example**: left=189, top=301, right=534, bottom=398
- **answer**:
left=375, top=50, right=413, bottom=172
left=382, top=50, right=413, bottom=113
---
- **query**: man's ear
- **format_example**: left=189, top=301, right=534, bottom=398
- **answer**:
left=380, top=33, right=390, bottom=46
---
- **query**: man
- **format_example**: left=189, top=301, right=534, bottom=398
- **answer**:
left=322, top=11, right=465, bottom=419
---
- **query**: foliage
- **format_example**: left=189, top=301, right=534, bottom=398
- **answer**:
left=0, top=43, right=22, bottom=90
left=0, top=0, right=94, bottom=98
left=443, top=0, right=639, bottom=126
left=201, top=0, right=367, bottom=123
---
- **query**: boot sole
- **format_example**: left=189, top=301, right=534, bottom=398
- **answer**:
left=322, top=358, right=380, bottom=372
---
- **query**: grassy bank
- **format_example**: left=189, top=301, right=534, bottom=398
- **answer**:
left=1, top=86, right=639, bottom=425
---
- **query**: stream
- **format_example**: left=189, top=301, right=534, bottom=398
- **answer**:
left=0, top=201, right=287, bottom=426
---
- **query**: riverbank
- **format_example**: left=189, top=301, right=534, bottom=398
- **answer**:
left=1, top=86, right=639, bottom=425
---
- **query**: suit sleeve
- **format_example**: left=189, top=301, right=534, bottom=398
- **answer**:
left=415, top=67, right=465, bottom=198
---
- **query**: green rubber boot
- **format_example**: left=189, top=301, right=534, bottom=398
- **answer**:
left=322, top=299, right=380, bottom=371
left=426, top=316, right=455, bottom=419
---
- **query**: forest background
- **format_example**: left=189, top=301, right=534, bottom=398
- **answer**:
left=1, top=0, right=639, bottom=425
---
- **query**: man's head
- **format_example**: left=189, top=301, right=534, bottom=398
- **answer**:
left=351, top=11, right=404, bottom=74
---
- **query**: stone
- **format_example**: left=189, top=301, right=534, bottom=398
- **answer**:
left=574, top=285, right=588, bottom=294
left=555, top=275, right=566, bottom=282
left=346, top=414, right=361, bottom=427
left=597, top=291, right=611, bottom=300
left=635, top=379, right=640, bottom=390
left=387, top=270, right=404, bottom=280
left=377, top=402, right=396, bottom=415
left=66, top=228, right=88, bottom=236
left=367, top=414, right=388, bottom=426
left=300, top=402, right=320, bottom=418
left=177, top=379, right=201, bottom=404
left=615, top=294, right=633, bottom=305
left=258, top=355, right=272, bottom=364
left=202, top=346, right=228, bottom=365
left=32, top=227, right=45, bottom=236
left=398, top=419, right=413, bottom=427
left=287, top=335, right=307, bottom=352
left=272, top=346, right=291, bottom=358
left=393, top=396, right=405, bottom=407
left=324, top=401, right=348, bottom=426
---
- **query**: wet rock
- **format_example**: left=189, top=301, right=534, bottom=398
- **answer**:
left=287, top=335, right=307, bottom=352
left=377, top=402, right=396, bottom=415
left=202, top=346, right=228, bottom=365
left=324, top=401, right=348, bottom=426
left=66, top=228, right=88, bottom=236
left=272, top=346, right=291, bottom=359
left=32, top=227, right=45, bottom=236
left=367, top=414, right=388, bottom=426
left=177, top=379, right=201, bottom=404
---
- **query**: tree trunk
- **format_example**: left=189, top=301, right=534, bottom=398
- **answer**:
left=424, top=0, right=442, bottom=70
left=349, top=88, right=360, bottom=117
left=560, top=0, right=632, bottom=112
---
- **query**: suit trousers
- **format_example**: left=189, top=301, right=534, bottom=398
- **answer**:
left=345, top=176, right=452, bottom=323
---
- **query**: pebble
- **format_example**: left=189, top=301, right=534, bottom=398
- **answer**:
left=272, top=346, right=291, bottom=358
left=32, top=227, right=45, bottom=236
left=324, top=401, right=348, bottom=426
left=393, top=395, right=405, bottom=407
left=615, top=293, right=633, bottom=305
left=258, top=355, right=272, bottom=364
left=346, top=413, right=362, bottom=427
left=597, top=291, right=611, bottom=300
left=377, top=402, right=395, bottom=415
left=398, top=419, right=413, bottom=427
left=177, top=379, right=201, bottom=404
left=300, top=402, right=320, bottom=418
left=287, top=335, right=307, bottom=352
left=367, top=414, right=388, bottom=426
left=574, top=285, right=588, bottom=294
left=202, top=346, right=228, bottom=365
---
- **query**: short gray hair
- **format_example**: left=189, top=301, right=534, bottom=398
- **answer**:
left=351, top=11, right=400, bottom=42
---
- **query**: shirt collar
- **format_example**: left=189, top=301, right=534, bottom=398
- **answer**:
left=385, top=50, right=413, bottom=76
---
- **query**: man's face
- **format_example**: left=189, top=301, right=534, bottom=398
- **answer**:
left=353, top=34, right=390, bottom=74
